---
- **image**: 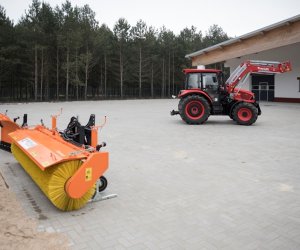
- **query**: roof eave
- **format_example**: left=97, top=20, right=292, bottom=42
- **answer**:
left=185, top=14, right=300, bottom=59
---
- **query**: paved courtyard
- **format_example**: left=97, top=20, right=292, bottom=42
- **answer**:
left=1, top=99, right=300, bottom=250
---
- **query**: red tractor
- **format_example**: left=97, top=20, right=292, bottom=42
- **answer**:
left=171, top=60, right=292, bottom=125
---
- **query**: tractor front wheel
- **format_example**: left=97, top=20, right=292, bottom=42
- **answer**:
left=179, top=95, right=210, bottom=124
left=232, top=102, right=258, bottom=125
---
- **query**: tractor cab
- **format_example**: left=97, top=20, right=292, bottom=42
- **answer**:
left=183, top=69, right=225, bottom=101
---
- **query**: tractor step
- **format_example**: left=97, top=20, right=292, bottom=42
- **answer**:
left=212, top=103, right=224, bottom=115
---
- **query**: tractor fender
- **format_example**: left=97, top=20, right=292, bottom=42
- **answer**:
left=178, top=90, right=213, bottom=105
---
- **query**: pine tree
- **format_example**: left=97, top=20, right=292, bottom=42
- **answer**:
left=113, top=18, right=130, bottom=98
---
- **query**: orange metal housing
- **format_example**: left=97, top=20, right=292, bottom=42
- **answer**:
left=0, top=113, right=21, bottom=148
left=65, top=151, right=108, bottom=198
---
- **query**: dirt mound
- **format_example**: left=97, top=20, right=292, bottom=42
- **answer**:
left=0, top=172, right=69, bottom=250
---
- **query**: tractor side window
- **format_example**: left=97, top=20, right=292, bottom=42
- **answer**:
left=186, top=73, right=201, bottom=89
left=203, top=73, right=219, bottom=90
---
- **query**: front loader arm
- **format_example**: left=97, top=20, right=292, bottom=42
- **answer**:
left=226, top=60, right=292, bottom=93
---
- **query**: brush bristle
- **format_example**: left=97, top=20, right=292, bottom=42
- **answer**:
left=11, top=143, right=95, bottom=211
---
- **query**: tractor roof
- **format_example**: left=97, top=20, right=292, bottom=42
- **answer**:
left=183, top=69, right=222, bottom=74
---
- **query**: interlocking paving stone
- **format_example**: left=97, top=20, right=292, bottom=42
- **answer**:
left=0, top=100, right=300, bottom=249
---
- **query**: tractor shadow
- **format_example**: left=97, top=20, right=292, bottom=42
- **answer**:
left=204, top=119, right=237, bottom=126
left=172, top=119, right=237, bottom=126
left=172, top=118, right=262, bottom=127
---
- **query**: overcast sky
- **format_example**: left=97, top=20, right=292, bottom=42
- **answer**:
left=1, top=0, right=300, bottom=37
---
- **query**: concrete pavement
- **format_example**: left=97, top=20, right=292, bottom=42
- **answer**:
left=0, top=99, right=300, bottom=249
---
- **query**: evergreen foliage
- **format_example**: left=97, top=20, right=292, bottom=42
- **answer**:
left=0, top=1, right=229, bottom=101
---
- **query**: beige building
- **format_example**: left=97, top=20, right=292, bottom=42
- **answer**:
left=186, top=15, right=300, bottom=102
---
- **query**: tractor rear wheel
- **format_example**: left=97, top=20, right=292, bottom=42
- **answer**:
left=179, top=95, right=210, bottom=124
left=232, top=102, right=258, bottom=125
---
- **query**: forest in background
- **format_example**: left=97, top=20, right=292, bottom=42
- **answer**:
left=0, top=0, right=229, bottom=102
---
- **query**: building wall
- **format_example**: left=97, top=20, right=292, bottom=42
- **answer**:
left=224, top=42, right=300, bottom=99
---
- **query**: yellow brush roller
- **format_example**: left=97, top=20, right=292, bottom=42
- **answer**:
left=11, top=143, right=95, bottom=211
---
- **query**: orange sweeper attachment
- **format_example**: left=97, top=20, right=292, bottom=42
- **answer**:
left=0, top=110, right=110, bottom=211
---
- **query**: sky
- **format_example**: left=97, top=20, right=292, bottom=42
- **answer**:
left=1, top=0, right=300, bottom=37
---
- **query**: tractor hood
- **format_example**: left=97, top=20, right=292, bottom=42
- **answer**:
left=232, top=89, right=255, bottom=102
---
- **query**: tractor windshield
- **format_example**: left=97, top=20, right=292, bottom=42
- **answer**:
left=185, top=73, right=201, bottom=89
left=202, top=73, right=219, bottom=90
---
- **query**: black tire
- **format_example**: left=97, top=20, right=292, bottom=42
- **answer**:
left=178, top=98, right=184, bottom=113
left=179, top=95, right=210, bottom=124
left=229, top=113, right=235, bottom=121
left=232, top=102, right=258, bottom=125
left=98, top=176, right=108, bottom=192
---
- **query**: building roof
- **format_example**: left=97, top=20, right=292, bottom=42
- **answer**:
left=186, top=14, right=300, bottom=60
left=183, top=69, right=221, bottom=74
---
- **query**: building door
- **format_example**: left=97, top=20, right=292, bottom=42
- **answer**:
left=251, top=74, right=275, bottom=101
